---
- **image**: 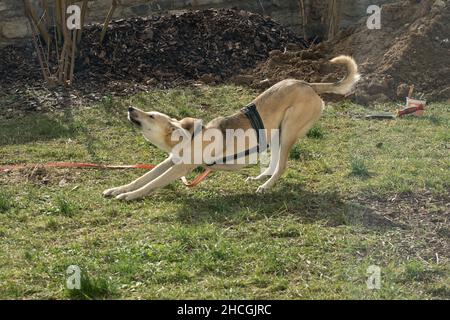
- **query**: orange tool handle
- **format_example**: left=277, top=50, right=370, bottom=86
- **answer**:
left=397, top=105, right=425, bottom=117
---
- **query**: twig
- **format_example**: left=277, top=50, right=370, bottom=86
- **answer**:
left=69, top=29, right=77, bottom=84
left=77, top=0, right=89, bottom=44
left=327, top=0, right=335, bottom=39
left=23, top=0, right=51, bottom=45
left=408, top=85, right=415, bottom=98
left=55, top=0, right=62, bottom=44
left=299, top=0, right=307, bottom=40
left=257, top=0, right=265, bottom=15
left=58, top=0, right=68, bottom=83
left=100, top=0, right=118, bottom=44
left=40, top=0, right=50, bottom=28
left=327, top=0, right=341, bottom=39
left=24, top=1, right=51, bottom=83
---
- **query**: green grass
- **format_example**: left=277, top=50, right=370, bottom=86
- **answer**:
left=0, top=85, right=449, bottom=299
left=350, top=157, right=371, bottom=178
left=66, top=271, right=115, bottom=300
left=0, top=192, right=12, bottom=213
left=306, top=126, right=325, bottom=139
left=53, top=196, right=77, bottom=217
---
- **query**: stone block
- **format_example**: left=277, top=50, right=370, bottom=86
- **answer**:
left=2, top=18, right=30, bottom=39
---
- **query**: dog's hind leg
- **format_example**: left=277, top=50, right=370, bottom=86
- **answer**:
left=246, top=148, right=280, bottom=182
left=103, top=156, right=175, bottom=197
left=115, top=164, right=195, bottom=201
left=255, top=106, right=318, bottom=194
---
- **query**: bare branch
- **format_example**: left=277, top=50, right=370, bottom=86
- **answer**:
left=100, top=0, right=118, bottom=44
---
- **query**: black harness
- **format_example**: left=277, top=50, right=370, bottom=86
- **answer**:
left=206, top=103, right=268, bottom=166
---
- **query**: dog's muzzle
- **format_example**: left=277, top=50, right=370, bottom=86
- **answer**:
left=128, top=107, right=142, bottom=127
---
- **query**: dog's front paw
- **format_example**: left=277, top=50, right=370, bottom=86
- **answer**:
left=256, top=185, right=268, bottom=194
left=246, top=176, right=257, bottom=183
left=115, top=192, right=141, bottom=201
left=103, top=187, right=126, bottom=197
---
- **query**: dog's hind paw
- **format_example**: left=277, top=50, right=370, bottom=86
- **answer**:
left=246, top=175, right=268, bottom=183
left=115, top=192, right=141, bottom=201
left=103, top=187, right=125, bottom=197
left=256, top=185, right=268, bottom=194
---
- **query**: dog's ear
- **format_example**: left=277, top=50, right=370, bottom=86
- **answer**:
left=167, top=118, right=193, bottom=141
left=167, top=118, right=201, bottom=141
left=178, top=117, right=196, bottom=134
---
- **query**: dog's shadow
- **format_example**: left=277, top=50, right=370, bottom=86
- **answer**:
left=168, top=182, right=406, bottom=231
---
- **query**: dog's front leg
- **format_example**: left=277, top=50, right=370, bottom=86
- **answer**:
left=115, top=164, right=194, bottom=201
left=103, top=157, right=175, bottom=197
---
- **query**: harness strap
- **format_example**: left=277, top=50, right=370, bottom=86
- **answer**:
left=207, top=103, right=268, bottom=166
left=242, top=103, right=267, bottom=152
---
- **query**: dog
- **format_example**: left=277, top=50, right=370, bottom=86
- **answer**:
left=103, top=55, right=359, bottom=201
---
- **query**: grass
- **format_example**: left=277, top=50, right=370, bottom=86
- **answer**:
left=0, top=85, right=449, bottom=299
left=53, top=197, right=77, bottom=217
left=0, top=192, right=12, bottom=213
left=350, top=157, right=371, bottom=178
left=306, top=126, right=325, bottom=139
left=66, top=271, right=115, bottom=300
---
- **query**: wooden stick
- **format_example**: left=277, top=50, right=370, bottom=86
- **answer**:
left=77, top=0, right=89, bottom=44
left=52, top=5, right=60, bottom=75
left=328, top=0, right=335, bottom=39
left=40, top=0, right=50, bottom=28
left=299, top=0, right=307, bottom=41
left=327, top=0, right=341, bottom=39
left=69, top=28, right=77, bottom=84
left=58, top=0, right=68, bottom=83
left=57, top=41, right=67, bottom=83
left=40, top=0, right=51, bottom=63
left=23, top=0, right=51, bottom=45
left=55, top=0, right=62, bottom=44
left=62, top=1, right=72, bottom=84
left=24, top=0, right=51, bottom=83
left=408, top=85, right=415, bottom=98
left=100, top=0, right=118, bottom=44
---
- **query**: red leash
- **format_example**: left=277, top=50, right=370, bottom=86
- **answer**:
left=0, top=162, right=212, bottom=188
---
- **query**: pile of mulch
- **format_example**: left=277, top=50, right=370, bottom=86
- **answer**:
left=76, top=9, right=305, bottom=84
left=243, top=0, right=450, bottom=104
left=0, top=9, right=305, bottom=104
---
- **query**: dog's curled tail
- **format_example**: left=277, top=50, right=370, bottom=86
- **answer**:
left=309, top=55, right=360, bottom=95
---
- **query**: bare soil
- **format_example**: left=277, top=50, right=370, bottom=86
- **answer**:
left=245, top=1, right=450, bottom=104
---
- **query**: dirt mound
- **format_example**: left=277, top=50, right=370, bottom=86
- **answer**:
left=246, top=0, right=450, bottom=104
left=334, top=0, right=450, bottom=104
left=244, top=42, right=341, bottom=86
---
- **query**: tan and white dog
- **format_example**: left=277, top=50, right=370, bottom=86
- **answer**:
left=103, top=55, right=359, bottom=201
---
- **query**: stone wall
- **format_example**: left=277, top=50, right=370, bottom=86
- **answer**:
left=0, top=0, right=391, bottom=47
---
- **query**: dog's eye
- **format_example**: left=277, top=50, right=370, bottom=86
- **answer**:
left=149, top=114, right=155, bottom=119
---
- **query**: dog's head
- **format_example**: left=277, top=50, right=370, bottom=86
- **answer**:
left=127, top=106, right=197, bottom=153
